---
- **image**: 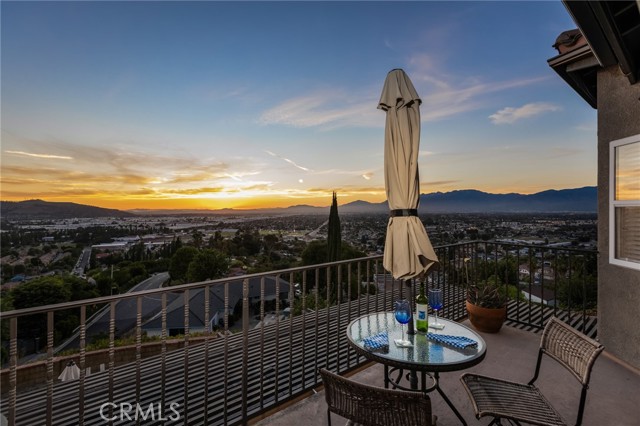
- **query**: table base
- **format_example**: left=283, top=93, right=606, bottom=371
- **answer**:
left=384, top=366, right=468, bottom=426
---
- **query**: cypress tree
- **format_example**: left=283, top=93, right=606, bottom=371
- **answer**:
left=327, top=191, right=342, bottom=262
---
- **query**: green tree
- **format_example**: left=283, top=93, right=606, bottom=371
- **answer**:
left=186, top=249, right=229, bottom=282
left=12, top=277, right=71, bottom=309
left=169, top=246, right=198, bottom=283
left=11, top=277, right=72, bottom=343
left=192, top=230, right=204, bottom=249
left=557, top=274, right=597, bottom=310
left=67, top=275, right=99, bottom=301
left=263, top=234, right=279, bottom=258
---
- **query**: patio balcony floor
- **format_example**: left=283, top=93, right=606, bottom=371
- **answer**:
left=253, top=321, right=640, bottom=426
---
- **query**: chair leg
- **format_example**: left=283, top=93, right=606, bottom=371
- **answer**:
left=327, top=409, right=332, bottom=426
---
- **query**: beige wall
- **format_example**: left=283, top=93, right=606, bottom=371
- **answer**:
left=597, top=66, right=640, bottom=369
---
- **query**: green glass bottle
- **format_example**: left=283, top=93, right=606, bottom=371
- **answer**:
left=415, top=280, right=429, bottom=333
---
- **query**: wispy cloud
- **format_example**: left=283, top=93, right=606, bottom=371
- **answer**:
left=575, top=122, right=596, bottom=132
left=5, top=150, right=73, bottom=160
left=259, top=91, right=378, bottom=129
left=265, top=150, right=312, bottom=171
left=259, top=56, right=550, bottom=130
left=489, top=102, right=560, bottom=124
left=546, top=147, right=584, bottom=159
left=1, top=136, right=273, bottom=203
left=423, top=180, right=460, bottom=187
left=409, top=53, right=551, bottom=122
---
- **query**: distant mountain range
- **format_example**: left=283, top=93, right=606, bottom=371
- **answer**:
left=1, top=199, right=135, bottom=219
left=2, top=187, right=597, bottom=219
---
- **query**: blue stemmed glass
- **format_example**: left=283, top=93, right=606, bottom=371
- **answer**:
left=429, top=288, right=445, bottom=329
left=394, top=300, right=412, bottom=347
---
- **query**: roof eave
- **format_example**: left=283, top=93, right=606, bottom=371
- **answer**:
left=547, top=44, right=598, bottom=109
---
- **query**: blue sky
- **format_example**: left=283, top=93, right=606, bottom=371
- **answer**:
left=1, top=1, right=596, bottom=210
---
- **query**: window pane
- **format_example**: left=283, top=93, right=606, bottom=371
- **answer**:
left=615, top=141, right=640, bottom=201
left=615, top=206, right=640, bottom=264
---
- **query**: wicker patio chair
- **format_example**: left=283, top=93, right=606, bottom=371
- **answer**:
left=460, top=317, right=604, bottom=426
left=319, top=368, right=436, bottom=426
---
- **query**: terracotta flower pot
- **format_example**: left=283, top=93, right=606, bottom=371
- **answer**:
left=466, top=300, right=507, bottom=333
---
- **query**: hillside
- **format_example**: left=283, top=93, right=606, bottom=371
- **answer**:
left=418, top=186, right=597, bottom=213
left=1, top=200, right=136, bottom=219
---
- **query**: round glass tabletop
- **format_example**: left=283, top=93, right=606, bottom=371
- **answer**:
left=346, top=311, right=486, bottom=372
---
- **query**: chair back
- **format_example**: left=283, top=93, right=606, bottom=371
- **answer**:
left=540, top=317, right=604, bottom=386
left=319, top=368, right=434, bottom=426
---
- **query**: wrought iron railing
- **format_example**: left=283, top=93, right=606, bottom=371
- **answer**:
left=0, top=241, right=597, bottom=425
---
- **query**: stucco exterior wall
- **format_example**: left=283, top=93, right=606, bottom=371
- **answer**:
left=597, top=66, right=640, bottom=369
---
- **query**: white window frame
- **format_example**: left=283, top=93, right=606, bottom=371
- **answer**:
left=609, top=134, right=640, bottom=270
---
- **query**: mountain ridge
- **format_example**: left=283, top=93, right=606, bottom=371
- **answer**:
left=1, top=199, right=136, bottom=219
left=1, top=187, right=597, bottom=219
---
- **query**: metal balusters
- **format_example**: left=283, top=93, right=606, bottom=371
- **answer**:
left=203, top=285, right=210, bottom=423
left=325, top=266, right=330, bottom=370
left=567, top=254, right=573, bottom=324
left=274, top=275, right=281, bottom=404
left=183, top=289, right=190, bottom=424
left=515, top=244, right=522, bottom=323
left=109, top=301, right=115, bottom=425
left=161, top=293, right=167, bottom=414
left=301, top=271, right=307, bottom=389
left=356, top=262, right=361, bottom=317
left=287, top=272, right=294, bottom=398
left=336, top=264, right=342, bottom=373
left=136, top=296, right=142, bottom=426
left=223, top=282, right=229, bottom=426
left=347, top=263, right=353, bottom=370
left=314, top=268, right=320, bottom=385
left=79, top=306, right=86, bottom=426
left=553, top=250, right=560, bottom=319
left=46, top=311, right=53, bottom=426
left=527, top=245, right=534, bottom=325
left=241, top=279, right=249, bottom=425
left=8, top=317, right=17, bottom=426
left=259, top=277, right=265, bottom=411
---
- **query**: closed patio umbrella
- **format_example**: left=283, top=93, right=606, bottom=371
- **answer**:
left=378, top=69, right=438, bottom=280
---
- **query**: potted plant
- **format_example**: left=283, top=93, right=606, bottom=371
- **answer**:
left=464, top=258, right=507, bottom=333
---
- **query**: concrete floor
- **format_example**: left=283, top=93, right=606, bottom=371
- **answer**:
left=253, top=321, right=640, bottom=426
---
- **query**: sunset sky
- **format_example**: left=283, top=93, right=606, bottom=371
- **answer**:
left=1, top=1, right=597, bottom=211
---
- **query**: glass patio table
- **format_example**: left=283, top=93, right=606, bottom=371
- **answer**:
left=346, top=311, right=486, bottom=425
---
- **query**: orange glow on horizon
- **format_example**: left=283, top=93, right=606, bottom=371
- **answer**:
left=0, top=193, right=389, bottom=211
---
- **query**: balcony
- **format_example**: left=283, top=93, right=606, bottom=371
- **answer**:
left=1, top=241, right=637, bottom=425
left=254, top=321, right=640, bottom=426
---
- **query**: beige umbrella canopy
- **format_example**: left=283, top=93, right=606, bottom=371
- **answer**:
left=378, top=69, right=438, bottom=280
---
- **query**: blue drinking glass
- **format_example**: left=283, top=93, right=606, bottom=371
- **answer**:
left=429, top=288, right=445, bottom=329
left=394, top=299, right=412, bottom=346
